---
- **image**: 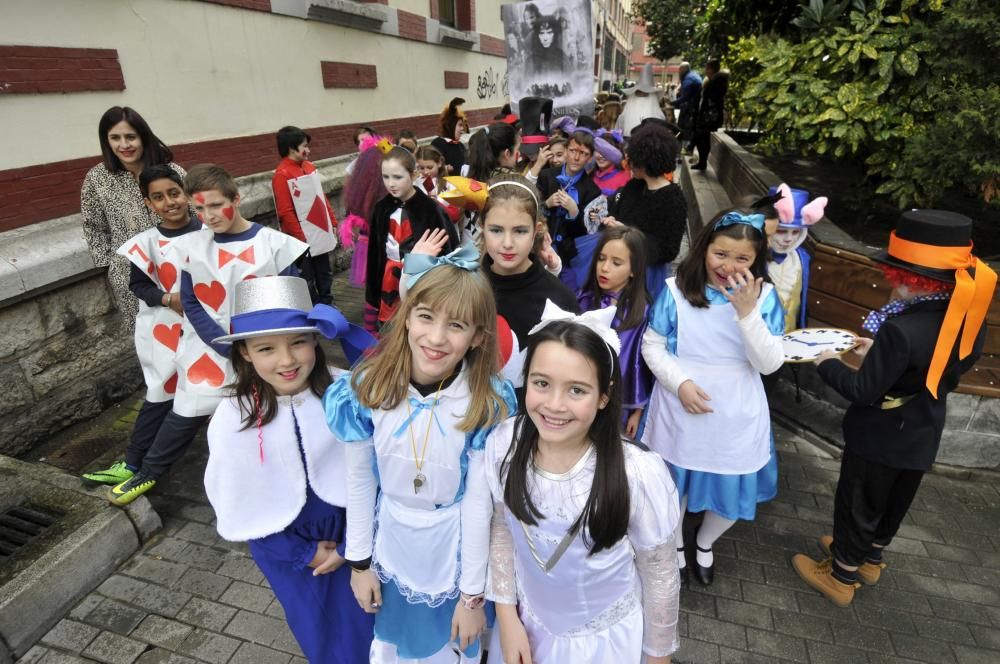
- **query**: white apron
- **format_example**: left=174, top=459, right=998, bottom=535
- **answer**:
left=170, top=227, right=307, bottom=417
left=287, top=170, right=337, bottom=255
left=117, top=228, right=185, bottom=403
left=374, top=495, right=461, bottom=602
left=646, top=279, right=771, bottom=474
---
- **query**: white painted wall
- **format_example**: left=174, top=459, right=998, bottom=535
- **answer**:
left=0, top=0, right=509, bottom=171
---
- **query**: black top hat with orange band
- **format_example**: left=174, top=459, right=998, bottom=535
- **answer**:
left=518, top=96, right=553, bottom=158
left=872, top=209, right=997, bottom=397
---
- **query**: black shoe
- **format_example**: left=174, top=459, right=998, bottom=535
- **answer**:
left=690, top=163, right=708, bottom=171
left=693, top=531, right=714, bottom=586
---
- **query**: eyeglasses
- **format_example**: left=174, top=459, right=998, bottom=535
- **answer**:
left=568, top=148, right=592, bottom=158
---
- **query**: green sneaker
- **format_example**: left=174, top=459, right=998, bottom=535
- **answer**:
left=108, top=472, right=156, bottom=506
left=82, top=461, right=135, bottom=485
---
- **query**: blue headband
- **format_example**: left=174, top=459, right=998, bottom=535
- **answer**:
left=403, top=243, right=480, bottom=290
left=714, top=212, right=766, bottom=234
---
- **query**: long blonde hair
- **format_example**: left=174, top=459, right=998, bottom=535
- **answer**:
left=351, top=265, right=507, bottom=431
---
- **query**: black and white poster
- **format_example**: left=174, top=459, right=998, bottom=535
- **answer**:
left=502, top=0, right=594, bottom=119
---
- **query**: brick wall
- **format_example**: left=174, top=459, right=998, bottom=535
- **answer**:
left=444, top=70, right=469, bottom=89
left=0, top=107, right=502, bottom=232
left=0, top=46, right=125, bottom=95
left=456, top=0, right=475, bottom=31
left=321, top=61, right=378, bottom=89
left=479, top=35, right=505, bottom=58
left=397, top=10, right=427, bottom=42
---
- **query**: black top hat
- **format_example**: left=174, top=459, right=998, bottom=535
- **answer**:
left=872, top=209, right=973, bottom=283
left=518, top=96, right=553, bottom=157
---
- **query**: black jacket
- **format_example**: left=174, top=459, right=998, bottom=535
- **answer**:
left=817, top=299, right=985, bottom=470
left=431, top=137, right=467, bottom=175
left=695, top=71, right=729, bottom=132
left=365, top=188, right=459, bottom=311
left=536, top=166, right=602, bottom=264
left=607, top=180, right=687, bottom=266
left=485, top=255, right=579, bottom=345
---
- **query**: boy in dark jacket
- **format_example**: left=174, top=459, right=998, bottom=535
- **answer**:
left=793, top=209, right=996, bottom=607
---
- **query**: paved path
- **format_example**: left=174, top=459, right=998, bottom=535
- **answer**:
left=20, top=271, right=1000, bottom=664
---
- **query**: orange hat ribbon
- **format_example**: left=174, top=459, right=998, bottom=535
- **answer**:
left=887, top=232, right=997, bottom=397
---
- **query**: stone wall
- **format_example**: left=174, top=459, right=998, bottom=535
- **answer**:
left=0, top=152, right=355, bottom=457
left=682, top=132, right=1000, bottom=471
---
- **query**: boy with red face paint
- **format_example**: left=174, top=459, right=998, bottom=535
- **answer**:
left=83, top=165, right=204, bottom=502
left=271, top=126, right=339, bottom=306
left=103, top=164, right=308, bottom=505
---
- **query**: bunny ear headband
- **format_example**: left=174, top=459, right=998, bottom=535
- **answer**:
left=528, top=300, right=621, bottom=370
left=551, top=117, right=623, bottom=166
left=772, top=183, right=828, bottom=229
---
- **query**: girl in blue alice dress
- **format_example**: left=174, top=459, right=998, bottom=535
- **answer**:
left=325, top=249, right=516, bottom=664
left=641, top=211, right=784, bottom=588
left=204, top=276, right=377, bottom=664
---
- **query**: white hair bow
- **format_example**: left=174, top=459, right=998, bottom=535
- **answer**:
left=528, top=300, right=622, bottom=355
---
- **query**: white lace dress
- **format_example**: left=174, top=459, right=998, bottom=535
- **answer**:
left=481, top=419, right=681, bottom=662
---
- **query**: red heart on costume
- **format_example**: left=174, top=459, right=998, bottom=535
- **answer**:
left=497, top=315, right=514, bottom=366
left=243, top=274, right=257, bottom=281
left=157, top=262, right=177, bottom=292
left=153, top=323, right=182, bottom=352
left=164, top=372, right=178, bottom=394
left=194, top=281, right=226, bottom=311
left=469, top=181, right=483, bottom=191
left=187, top=354, right=225, bottom=387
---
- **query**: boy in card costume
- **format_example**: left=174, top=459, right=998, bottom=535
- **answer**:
left=83, top=166, right=202, bottom=497
left=272, top=126, right=338, bottom=305
left=793, top=210, right=995, bottom=607
left=173, top=164, right=307, bottom=419
left=766, top=183, right=827, bottom=332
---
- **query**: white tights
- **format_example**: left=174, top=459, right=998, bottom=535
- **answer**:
left=673, top=496, right=737, bottom=568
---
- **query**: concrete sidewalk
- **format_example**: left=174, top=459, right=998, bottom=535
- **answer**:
left=19, top=272, right=1000, bottom=664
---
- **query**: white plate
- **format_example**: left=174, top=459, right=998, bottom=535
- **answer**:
left=781, top=328, right=858, bottom=363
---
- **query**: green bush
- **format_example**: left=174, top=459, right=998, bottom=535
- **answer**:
left=734, top=0, right=1000, bottom=208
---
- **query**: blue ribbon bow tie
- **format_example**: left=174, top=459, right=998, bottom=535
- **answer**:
left=392, top=396, right=447, bottom=438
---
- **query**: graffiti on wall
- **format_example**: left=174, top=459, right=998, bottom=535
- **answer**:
left=476, top=66, right=509, bottom=100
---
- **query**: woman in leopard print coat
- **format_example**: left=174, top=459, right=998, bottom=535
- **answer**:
left=81, top=106, right=185, bottom=332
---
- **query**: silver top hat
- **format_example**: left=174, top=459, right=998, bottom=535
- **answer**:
left=214, top=276, right=320, bottom=343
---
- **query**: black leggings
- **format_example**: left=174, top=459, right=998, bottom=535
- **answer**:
left=832, top=449, right=924, bottom=566
left=692, top=130, right=713, bottom=167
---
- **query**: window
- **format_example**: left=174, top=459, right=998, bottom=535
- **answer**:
left=438, top=0, right=455, bottom=27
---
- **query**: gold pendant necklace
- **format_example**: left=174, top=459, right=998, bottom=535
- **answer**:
left=406, top=376, right=447, bottom=494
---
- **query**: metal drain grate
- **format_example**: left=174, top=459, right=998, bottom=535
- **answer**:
left=0, top=504, right=62, bottom=562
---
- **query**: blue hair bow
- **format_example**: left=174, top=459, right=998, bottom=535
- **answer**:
left=307, top=305, right=377, bottom=365
left=403, top=243, right=481, bottom=290
left=714, top=212, right=766, bottom=234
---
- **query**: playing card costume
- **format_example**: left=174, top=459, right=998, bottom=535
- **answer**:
left=172, top=225, right=307, bottom=416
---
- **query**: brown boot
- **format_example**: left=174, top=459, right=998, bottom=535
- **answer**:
left=819, top=535, right=887, bottom=585
left=792, top=554, right=860, bottom=608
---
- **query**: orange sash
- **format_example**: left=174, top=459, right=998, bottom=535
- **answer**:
left=887, top=232, right=997, bottom=397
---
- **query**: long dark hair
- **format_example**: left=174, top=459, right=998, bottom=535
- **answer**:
left=230, top=337, right=332, bottom=429
left=582, top=226, right=650, bottom=330
left=467, top=123, right=519, bottom=181
left=98, top=106, right=173, bottom=173
left=501, top=321, right=630, bottom=555
left=676, top=210, right=771, bottom=308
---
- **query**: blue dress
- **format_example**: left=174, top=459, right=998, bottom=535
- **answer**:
left=246, top=413, right=375, bottom=664
left=647, top=285, right=783, bottom=521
